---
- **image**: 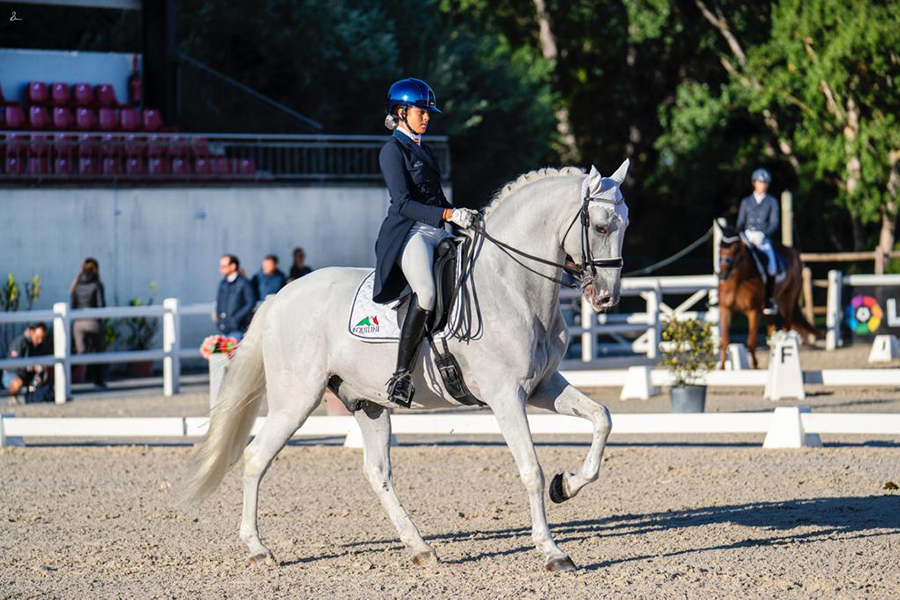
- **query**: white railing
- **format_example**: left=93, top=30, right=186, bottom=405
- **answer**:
left=0, top=299, right=214, bottom=404
left=562, top=274, right=719, bottom=361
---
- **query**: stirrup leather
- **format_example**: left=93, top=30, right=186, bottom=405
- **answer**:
left=386, top=370, right=414, bottom=408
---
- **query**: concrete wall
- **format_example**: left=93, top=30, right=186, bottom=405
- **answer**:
left=0, top=184, right=420, bottom=352
left=0, top=48, right=140, bottom=105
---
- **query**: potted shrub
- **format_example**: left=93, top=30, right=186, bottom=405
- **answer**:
left=121, top=283, right=159, bottom=378
left=661, top=317, right=717, bottom=413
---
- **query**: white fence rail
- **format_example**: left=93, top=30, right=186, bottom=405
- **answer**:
left=2, top=410, right=898, bottom=449
left=561, top=274, right=718, bottom=361
left=0, top=300, right=215, bottom=403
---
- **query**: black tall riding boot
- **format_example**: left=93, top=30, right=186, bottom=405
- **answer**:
left=386, top=296, right=432, bottom=408
left=765, top=276, right=777, bottom=313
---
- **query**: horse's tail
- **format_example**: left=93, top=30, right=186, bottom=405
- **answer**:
left=179, top=298, right=273, bottom=505
left=791, top=301, right=824, bottom=341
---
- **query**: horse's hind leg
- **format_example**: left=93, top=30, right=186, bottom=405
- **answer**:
left=353, top=403, right=437, bottom=565
left=527, top=371, right=611, bottom=504
left=241, top=373, right=325, bottom=566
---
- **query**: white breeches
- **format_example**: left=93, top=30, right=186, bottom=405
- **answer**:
left=397, top=223, right=451, bottom=311
left=746, top=234, right=777, bottom=276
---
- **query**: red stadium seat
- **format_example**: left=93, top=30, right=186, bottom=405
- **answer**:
left=125, top=155, right=145, bottom=176
left=28, top=155, right=50, bottom=175
left=29, top=134, right=52, bottom=156
left=54, top=156, right=75, bottom=176
left=51, top=83, right=71, bottom=106
left=28, top=82, right=49, bottom=105
left=5, top=154, right=26, bottom=175
left=29, top=106, right=52, bottom=130
left=75, top=107, right=97, bottom=130
left=98, top=107, right=118, bottom=131
left=4, top=105, right=26, bottom=129
left=100, top=133, right=121, bottom=157
left=142, top=108, right=163, bottom=131
left=95, top=84, right=118, bottom=107
left=211, top=156, right=230, bottom=176
left=52, top=107, right=74, bottom=130
left=73, top=83, right=94, bottom=107
left=124, top=133, right=145, bottom=157
left=77, top=133, right=100, bottom=175
left=148, top=155, right=169, bottom=176
left=193, top=154, right=211, bottom=176
left=102, top=156, right=121, bottom=176
left=171, top=155, right=190, bottom=176
left=119, top=107, right=139, bottom=131
left=168, top=134, right=187, bottom=157
left=236, top=157, right=256, bottom=176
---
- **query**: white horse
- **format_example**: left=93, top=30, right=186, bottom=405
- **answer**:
left=182, top=160, right=631, bottom=572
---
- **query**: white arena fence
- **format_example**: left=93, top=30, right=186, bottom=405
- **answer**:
left=0, top=300, right=214, bottom=404
left=2, top=409, right=899, bottom=449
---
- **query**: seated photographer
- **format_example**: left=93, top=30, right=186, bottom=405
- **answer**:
left=3, top=323, right=53, bottom=403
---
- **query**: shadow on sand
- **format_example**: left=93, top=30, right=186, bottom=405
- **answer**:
left=332, top=495, right=900, bottom=569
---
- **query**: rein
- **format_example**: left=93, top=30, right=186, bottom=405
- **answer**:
left=469, top=188, right=625, bottom=290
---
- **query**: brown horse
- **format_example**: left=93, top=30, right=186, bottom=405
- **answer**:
left=717, top=227, right=821, bottom=368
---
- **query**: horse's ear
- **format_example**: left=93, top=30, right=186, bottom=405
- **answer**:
left=609, top=159, right=630, bottom=186
left=585, top=165, right=603, bottom=196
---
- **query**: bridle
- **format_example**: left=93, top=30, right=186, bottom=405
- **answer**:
left=469, top=181, right=625, bottom=290
left=718, top=233, right=742, bottom=281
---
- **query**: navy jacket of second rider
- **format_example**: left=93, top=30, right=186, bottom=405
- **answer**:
left=373, top=130, right=454, bottom=304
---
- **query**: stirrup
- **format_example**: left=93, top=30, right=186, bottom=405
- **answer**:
left=386, top=370, right=414, bottom=408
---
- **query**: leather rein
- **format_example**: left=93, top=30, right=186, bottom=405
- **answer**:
left=469, top=190, right=625, bottom=290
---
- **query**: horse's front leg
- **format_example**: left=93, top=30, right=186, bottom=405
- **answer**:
left=492, top=388, right=575, bottom=572
left=747, top=308, right=761, bottom=369
left=526, top=371, right=611, bottom=504
left=352, top=403, right=437, bottom=566
left=719, top=305, right=733, bottom=369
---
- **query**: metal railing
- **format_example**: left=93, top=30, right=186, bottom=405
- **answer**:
left=0, top=132, right=450, bottom=183
left=0, top=300, right=214, bottom=404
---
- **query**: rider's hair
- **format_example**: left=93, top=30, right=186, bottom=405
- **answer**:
left=384, top=105, right=407, bottom=131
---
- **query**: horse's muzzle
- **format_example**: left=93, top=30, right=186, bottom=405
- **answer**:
left=583, top=282, right=618, bottom=311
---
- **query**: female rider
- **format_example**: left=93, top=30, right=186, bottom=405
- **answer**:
left=373, top=78, right=477, bottom=407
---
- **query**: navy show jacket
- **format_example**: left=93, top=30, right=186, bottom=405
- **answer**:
left=737, top=194, right=780, bottom=238
left=216, top=275, right=256, bottom=334
left=373, top=130, right=454, bottom=303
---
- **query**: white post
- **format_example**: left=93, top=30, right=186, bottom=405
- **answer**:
left=645, top=285, right=661, bottom=359
left=52, top=302, right=70, bottom=404
left=0, top=414, right=6, bottom=447
left=712, top=219, right=722, bottom=275
left=581, top=296, right=594, bottom=362
left=163, top=298, right=180, bottom=396
left=826, top=269, right=842, bottom=350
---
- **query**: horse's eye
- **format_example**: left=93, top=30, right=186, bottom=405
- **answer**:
left=594, top=225, right=608, bottom=235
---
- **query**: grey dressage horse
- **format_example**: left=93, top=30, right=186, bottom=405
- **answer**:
left=181, top=160, right=631, bottom=572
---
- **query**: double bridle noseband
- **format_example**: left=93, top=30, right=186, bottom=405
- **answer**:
left=470, top=184, right=625, bottom=290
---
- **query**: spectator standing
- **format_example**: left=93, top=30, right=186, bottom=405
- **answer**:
left=70, top=257, right=107, bottom=388
left=3, top=322, right=52, bottom=403
left=251, top=254, right=287, bottom=300
left=216, top=254, right=255, bottom=340
left=288, top=247, right=314, bottom=282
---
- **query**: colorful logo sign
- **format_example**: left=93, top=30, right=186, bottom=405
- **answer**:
left=845, top=295, right=882, bottom=334
left=353, top=315, right=380, bottom=334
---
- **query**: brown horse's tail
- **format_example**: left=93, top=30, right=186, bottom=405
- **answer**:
left=791, top=301, right=824, bottom=341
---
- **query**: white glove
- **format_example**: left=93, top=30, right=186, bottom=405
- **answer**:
left=744, top=230, right=765, bottom=246
left=447, top=208, right=478, bottom=229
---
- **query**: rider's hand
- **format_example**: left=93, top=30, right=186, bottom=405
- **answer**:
left=744, top=230, right=765, bottom=245
left=447, top=208, right=478, bottom=229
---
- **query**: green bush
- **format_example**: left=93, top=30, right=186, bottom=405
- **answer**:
left=661, top=317, right=717, bottom=387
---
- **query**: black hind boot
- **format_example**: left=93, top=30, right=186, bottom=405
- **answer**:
left=765, top=276, right=778, bottom=313
left=386, top=297, right=432, bottom=408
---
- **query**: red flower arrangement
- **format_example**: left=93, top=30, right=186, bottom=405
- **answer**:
left=200, top=335, right=239, bottom=360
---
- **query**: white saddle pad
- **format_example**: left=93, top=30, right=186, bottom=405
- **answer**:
left=347, top=271, right=405, bottom=343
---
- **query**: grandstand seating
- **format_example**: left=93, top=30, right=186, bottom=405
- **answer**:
left=0, top=79, right=258, bottom=181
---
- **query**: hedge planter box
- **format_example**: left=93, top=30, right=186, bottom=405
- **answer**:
left=670, top=384, right=707, bottom=413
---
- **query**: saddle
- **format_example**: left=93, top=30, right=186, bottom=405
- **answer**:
left=347, top=236, right=484, bottom=407
left=743, top=237, right=787, bottom=284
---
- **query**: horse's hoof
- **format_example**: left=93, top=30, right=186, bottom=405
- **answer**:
left=247, top=552, right=276, bottom=567
left=546, top=556, right=578, bottom=572
left=412, top=550, right=439, bottom=566
left=549, top=472, right=568, bottom=504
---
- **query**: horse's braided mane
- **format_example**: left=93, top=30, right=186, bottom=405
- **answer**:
left=483, top=166, right=584, bottom=217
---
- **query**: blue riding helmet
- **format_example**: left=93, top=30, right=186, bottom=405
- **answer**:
left=386, top=78, right=441, bottom=114
left=751, top=168, right=772, bottom=183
